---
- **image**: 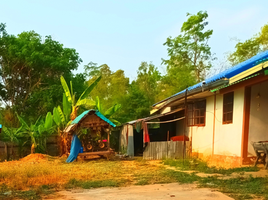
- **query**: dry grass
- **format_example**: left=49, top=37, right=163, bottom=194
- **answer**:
left=0, top=154, right=160, bottom=191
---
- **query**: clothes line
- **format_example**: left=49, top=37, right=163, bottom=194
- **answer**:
left=146, top=116, right=185, bottom=124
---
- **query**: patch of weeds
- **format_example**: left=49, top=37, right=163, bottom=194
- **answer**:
left=161, top=169, right=200, bottom=184
left=65, top=178, right=127, bottom=189
left=13, top=190, right=41, bottom=200
left=81, top=180, right=119, bottom=189
left=163, top=159, right=259, bottom=175
left=199, top=175, right=268, bottom=200
left=0, top=183, right=57, bottom=200
left=134, top=169, right=200, bottom=185
left=135, top=178, right=149, bottom=185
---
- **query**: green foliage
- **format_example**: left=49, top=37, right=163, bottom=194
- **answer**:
left=85, top=63, right=129, bottom=122
left=0, top=23, right=82, bottom=120
left=16, top=112, right=55, bottom=153
left=163, top=11, right=215, bottom=82
left=228, top=23, right=268, bottom=65
left=94, top=96, right=121, bottom=125
left=60, top=75, right=100, bottom=119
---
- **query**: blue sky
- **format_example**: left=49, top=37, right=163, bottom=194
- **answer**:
left=1, top=0, right=268, bottom=81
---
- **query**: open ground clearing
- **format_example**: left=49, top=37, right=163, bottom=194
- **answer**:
left=0, top=154, right=267, bottom=200
left=49, top=183, right=233, bottom=200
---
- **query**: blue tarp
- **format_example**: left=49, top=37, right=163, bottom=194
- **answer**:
left=66, top=134, right=82, bottom=163
left=153, top=50, right=268, bottom=106
left=71, top=110, right=116, bottom=127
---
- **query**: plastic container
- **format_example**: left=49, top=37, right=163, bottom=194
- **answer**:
left=79, top=147, right=83, bottom=153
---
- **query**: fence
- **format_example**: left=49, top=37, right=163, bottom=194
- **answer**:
left=143, top=141, right=191, bottom=160
left=0, top=135, right=60, bottom=161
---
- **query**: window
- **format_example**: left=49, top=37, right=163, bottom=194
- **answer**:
left=187, top=100, right=206, bottom=126
left=223, top=92, right=234, bottom=124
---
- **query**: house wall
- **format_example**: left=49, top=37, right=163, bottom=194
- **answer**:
left=213, top=88, right=244, bottom=157
left=192, top=88, right=245, bottom=162
left=248, top=80, right=268, bottom=156
left=191, top=95, right=214, bottom=157
left=120, top=125, right=128, bottom=152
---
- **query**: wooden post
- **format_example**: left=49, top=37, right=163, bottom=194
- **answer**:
left=167, top=131, right=169, bottom=141
left=4, top=142, right=8, bottom=161
left=183, top=88, right=188, bottom=160
left=212, top=92, right=216, bottom=157
left=107, top=126, right=110, bottom=150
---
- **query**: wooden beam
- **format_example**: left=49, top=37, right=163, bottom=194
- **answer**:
left=77, top=151, right=112, bottom=156
left=241, top=86, right=251, bottom=164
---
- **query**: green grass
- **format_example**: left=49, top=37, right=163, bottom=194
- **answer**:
left=0, top=157, right=265, bottom=200
left=0, top=184, right=56, bottom=200
left=134, top=168, right=200, bottom=185
left=163, top=158, right=259, bottom=175
left=65, top=178, right=128, bottom=189
left=199, top=175, right=268, bottom=200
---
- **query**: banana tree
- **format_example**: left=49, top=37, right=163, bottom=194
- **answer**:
left=53, top=93, right=71, bottom=155
left=95, top=96, right=121, bottom=125
left=16, top=112, right=54, bottom=154
left=60, top=76, right=101, bottom=120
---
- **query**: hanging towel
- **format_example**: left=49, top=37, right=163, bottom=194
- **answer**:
left=143, top=122, right=150, bottom=148
left=66, top=134, right=82, bottom=163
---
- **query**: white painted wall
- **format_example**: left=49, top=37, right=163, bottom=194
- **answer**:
left=213, top=88, right=244, bottom=157
left=248, top=81, right=268, bottom=156
left=191, top=88, right=245, bottom=157
left=191, top=96, right=214, bottom=157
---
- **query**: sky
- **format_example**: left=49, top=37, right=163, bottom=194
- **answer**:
left=1, top=0, right=268, bottom=81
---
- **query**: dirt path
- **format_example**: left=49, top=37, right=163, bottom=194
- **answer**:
left=48, top=183, right=234, bottom=200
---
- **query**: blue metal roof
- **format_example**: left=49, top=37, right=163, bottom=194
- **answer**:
left=71, top=109, right=116, bottom=127
left=153, top=50, right=268, bottom=106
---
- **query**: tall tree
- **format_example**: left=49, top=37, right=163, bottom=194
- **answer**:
left=163, top=11, right=215, bottom=82
left=84, top=63, right=129, bottom=117
left=228, top=23, right=268, bottom=65
left=135, top=62, right=161, bottom=105
left=0, top=23, right=82, bottom=120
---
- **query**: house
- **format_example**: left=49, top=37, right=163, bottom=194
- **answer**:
left=150, top=50, right=268, bottom=167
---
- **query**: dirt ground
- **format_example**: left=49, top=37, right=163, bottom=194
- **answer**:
left=48, top=183, right=234, bottom=200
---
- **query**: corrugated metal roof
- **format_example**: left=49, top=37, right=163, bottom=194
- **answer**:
left=71, top=109, right=116, bottom=127
left=210, top=73, right=261, bottom=92
left=153, top=50, right=268, bottom=106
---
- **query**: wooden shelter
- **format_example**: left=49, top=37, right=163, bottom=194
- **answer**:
left=63, top=110, right=116, bottom=159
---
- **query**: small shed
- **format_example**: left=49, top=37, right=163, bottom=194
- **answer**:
left=64, top=109, right=116, bottom=159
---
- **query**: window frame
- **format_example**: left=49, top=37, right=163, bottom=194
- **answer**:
left=187, top=99, right=206, bottom=127
left=222, top=92, right=234, bottom=124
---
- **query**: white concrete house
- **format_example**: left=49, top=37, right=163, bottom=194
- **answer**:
left=150, top=50, right=268, bottom=167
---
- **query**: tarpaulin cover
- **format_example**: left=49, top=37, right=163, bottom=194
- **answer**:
left=153, top=50, right=268, bottom=106
left=66, top=135, right=82, bottom=163
left=71, top=110, right=116, bottom=127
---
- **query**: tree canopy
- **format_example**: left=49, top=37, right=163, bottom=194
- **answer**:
left=163, top=11, right=215, bottom=82
left=0, top=23, right=83, bottom=121
left=228, top=23, right=268, bottom=65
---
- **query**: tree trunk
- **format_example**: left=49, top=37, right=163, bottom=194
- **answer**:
left=31, top=143, right=35, bottom=154
left=4, top=142, right=8, bottom=161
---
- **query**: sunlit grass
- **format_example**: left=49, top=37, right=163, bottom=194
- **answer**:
left=0, top=156, right=159, bottom=191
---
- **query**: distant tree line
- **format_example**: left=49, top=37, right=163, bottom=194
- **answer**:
left=0, top=11, right=267, bottom=129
